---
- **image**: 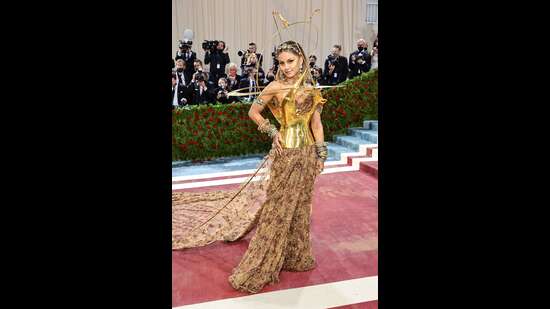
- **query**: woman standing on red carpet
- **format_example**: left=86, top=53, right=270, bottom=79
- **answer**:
left=172, top=40, right=327, bottom=293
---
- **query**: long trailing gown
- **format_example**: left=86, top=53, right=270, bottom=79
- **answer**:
left=172, top=82, right=326, bottom=293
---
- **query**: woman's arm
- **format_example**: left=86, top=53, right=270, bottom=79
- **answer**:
left=311, top=105, right=326, bottom=173
left=310, top=107, right=324, bottom=144
left=247, top=82, right=275, bottom=126
left=248, top=82, right=284, bottom=155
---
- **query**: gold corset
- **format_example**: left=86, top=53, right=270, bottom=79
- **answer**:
left=267, top=87, right=326, bottom=149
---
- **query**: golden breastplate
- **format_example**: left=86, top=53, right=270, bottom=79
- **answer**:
left=268, top=90, right=316, bottom=149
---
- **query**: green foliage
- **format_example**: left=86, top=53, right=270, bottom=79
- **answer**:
left=172, top=69, right=378, bottom=161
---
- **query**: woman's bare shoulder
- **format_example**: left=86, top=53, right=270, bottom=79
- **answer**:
left=262, top=80, right=283, bottom=97
left=266, top=80, right=282, bottom=90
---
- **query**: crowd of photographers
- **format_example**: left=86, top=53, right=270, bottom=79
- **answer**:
left=172, top=36, right=378, bottom=108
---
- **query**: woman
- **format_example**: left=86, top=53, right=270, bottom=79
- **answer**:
left=172, top=40, right=328, bottom=294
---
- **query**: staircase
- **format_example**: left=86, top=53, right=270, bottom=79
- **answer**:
left=327, top=120, right=378, bottom=162
left=172, top=120, right=378, bottom=189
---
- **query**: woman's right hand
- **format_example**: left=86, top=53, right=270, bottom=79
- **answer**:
left=272, top=132, right=283, bottom=156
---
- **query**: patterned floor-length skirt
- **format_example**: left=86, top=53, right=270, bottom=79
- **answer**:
left=172, top=144, right=320, bottom=294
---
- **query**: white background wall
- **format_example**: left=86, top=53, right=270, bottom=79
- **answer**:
left=172, top=0, right=377, bottom=74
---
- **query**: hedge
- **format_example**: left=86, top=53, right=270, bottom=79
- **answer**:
left=173, top=69, right=378, bottom=161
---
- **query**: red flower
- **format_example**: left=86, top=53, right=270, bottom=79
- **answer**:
left=218, top=111, right=223, bottom=115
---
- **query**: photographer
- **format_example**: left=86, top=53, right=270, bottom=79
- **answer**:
left=239, top=66, right=263, bottom=102
left=311, top=67, right=324, bottom=86
left=239, top=42, right=263, bottom=73
left=349, top=39, right=372, bottom=78
left=175, top=39, right=196, bottom=79
left=212, top=77, right=234, bottom=104
left=191, top=59, right=210, bottom=85
left=204, top=40, right=230, bottom=84
left=242, top=53, right=265, bottom=81
left=309, top=54, right=322, bottom=76
left=191, top=73, right=213, bottom=105
left=172, top=71, right=189, bottom=108
left=323, top=44, right=348, bottom=84
left=321, top=60, right=340, bottom=85
left=175, top=58, right=192, bottom=86
left=225, top=63, right=241, bottom=92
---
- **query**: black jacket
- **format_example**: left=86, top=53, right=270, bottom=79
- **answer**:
left=323, top=55, right=348, bottom=84
left=348, top=49, right=372, bottom=78
left=192, top=84, right=213, bottom=105
left=175, top=70, right=192, bottom=88
left=238, top=77, right=263, bottom=101
left=172, top=83, right=191, bottom=107
left=212, top=87, right=235, bottom=104
left=320, top=70, right=340, bottom=86
left=238, top=76, right=264, bottom=91
left=205, top=50, right=230, bottom=82
left=226, top=74, right=242, bottom=92
left=175, top=50, right=197, bottom=78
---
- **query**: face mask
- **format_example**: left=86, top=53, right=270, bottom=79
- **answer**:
left=358, top=46, right=364, bottom=51
left=176, top=68, right=184, bottom=72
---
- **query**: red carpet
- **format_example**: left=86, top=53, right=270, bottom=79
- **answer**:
left=360, top=161, right=378, bottom=178
left=173, top=171, right=378, bottom=307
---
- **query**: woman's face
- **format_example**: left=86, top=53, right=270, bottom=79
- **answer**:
left=229, top=67, right=237, bottom=76
left=277, top=51, right=303, bottom=80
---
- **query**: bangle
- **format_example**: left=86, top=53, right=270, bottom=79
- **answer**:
left=315, top=141, right=328, bottom=161
left=258, top=119, right=279, bottom=139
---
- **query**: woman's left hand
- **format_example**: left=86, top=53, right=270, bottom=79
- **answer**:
left=316, top=160, right=324, bottom=174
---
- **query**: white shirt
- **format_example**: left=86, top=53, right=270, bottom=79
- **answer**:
left=248, top=79, right=257, bottom=100
left=172, top=83, right=179, bottom=107
left=371, top=54, right=378, bottom=69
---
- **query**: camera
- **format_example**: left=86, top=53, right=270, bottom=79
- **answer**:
left=202, top=40, right=219, bottom=52
left=179, top=39, right=192, bottom=50
left=196, top=73, right=206, bottom=82
left=355, top=52, right=367, bottom=64
left=237, top=50, right=247, bottom=57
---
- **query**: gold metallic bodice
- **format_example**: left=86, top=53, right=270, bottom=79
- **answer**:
left=267, top=86, right=325, bottom=149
